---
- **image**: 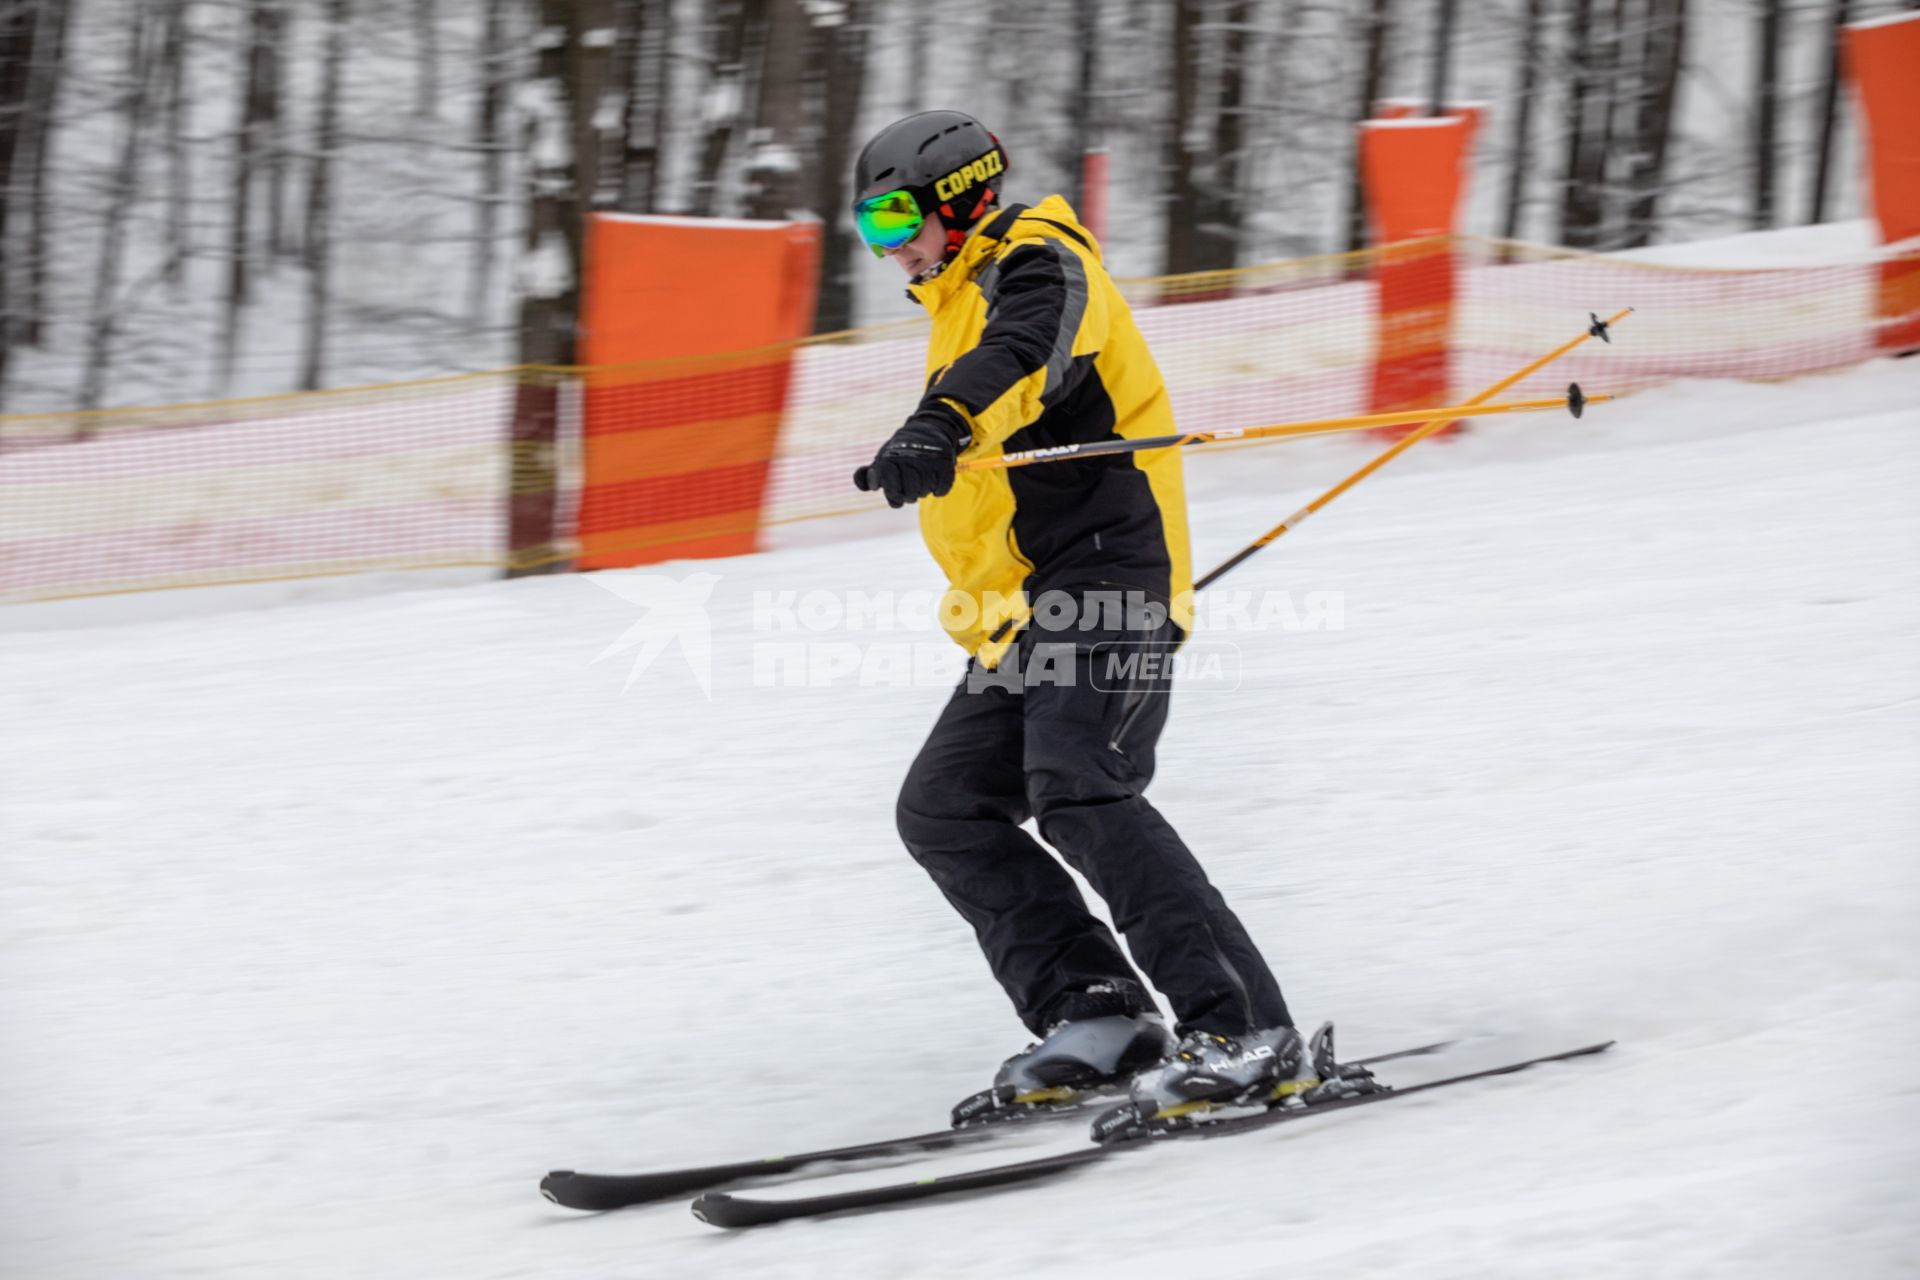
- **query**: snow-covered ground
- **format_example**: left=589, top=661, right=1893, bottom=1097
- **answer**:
left=2, top=359, right=1917, bottom=1277
left=1605, top=219, right=1885, bottom=269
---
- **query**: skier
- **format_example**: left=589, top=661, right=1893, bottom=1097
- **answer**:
left=849, top=111, right=1317, bottom=1121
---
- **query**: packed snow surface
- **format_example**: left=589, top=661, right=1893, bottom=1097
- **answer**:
left=3, top=360, right=1918, bottom=1278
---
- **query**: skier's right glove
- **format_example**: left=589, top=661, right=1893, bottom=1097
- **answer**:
left=853, top=403, right=971, bottom=508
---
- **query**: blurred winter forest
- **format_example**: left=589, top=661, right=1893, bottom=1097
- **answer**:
left=0, top=0, right=1910, bottom=414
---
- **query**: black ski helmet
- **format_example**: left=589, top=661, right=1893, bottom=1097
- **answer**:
left=852, top=110, right=1009, bottom=258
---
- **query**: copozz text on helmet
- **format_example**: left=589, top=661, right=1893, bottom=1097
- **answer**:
left=934, top=149, right=1006, bottom=202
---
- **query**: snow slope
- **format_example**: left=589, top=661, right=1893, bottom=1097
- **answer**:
left=2, top=360, right=1918, bottom=1278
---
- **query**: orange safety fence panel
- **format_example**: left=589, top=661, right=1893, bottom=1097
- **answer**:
left=1359, top=106, right=1482, bottom=437
left=1845, top=12, right=1920, bottom=354
left=575, top=214, right=821, bottom=569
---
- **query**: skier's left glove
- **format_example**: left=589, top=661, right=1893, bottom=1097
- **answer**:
left=853, top=403, right=971, bottom=508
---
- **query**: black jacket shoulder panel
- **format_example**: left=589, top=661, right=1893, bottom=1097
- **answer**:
left=923, top=238, right=1090, bottom=419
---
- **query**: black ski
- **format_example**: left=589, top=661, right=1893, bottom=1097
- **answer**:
left=688, top=1040, right=1612, bottom=1229
left=539, top=1038, right=1455, bottom=1211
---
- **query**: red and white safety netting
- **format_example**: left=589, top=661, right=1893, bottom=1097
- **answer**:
left=1, top=236, right=1910, bottom=603
left=0, top=375, right=520, bottom=601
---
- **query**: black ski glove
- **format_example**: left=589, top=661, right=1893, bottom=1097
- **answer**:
left=853, top=403, right=971, bottom=508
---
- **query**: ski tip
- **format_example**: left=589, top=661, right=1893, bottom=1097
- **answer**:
left=690, top=1192, right=739, bottom=1229
left=539, top=1171, right=587, bottom=1209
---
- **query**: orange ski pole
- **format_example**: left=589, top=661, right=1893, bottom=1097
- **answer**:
left=958, top=387, right=1609, bottom=475
left=1192, top=308, right=1633, bottom=591
left=1101, top=308, right=1633, bottom=749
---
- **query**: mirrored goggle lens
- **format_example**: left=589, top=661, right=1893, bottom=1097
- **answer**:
left=855, top=191, right=924, bottom=258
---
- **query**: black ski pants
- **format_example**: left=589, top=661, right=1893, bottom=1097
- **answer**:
left=895, top=617, right=1291, bottom=1038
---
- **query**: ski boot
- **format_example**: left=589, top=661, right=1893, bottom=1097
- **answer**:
left=952, top=1012, right=1175, bottom=1127
left=1092, top=1021, right=1376, bottom=1142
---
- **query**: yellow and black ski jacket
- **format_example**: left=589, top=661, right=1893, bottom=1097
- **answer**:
left=906, top=195, right=1193, bottom=667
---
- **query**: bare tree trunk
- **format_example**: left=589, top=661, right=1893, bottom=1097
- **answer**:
left=414, top=0, right=439, bottom=119
left=158, top=0, right=191, bottom=286
left=471, top=0, right=510, bottom=319
left=1343, top=0, right=1392, bottom=254
left=990, top=0, right=1029, bottom=119
left=604, top=0, right=641, bottom=207
left=1209, top=0, right=1250, bottom=267
left=1164, top=0, right=1249, bottom=275
left=0, top=0, right=39, bottom=400
left=1807, top=0, right=1849, bottom=224
left=1426, top=0, right=1457, bottom=115
left=1589, top=0, right=1625, bottom=247
left=904, top=0, right=928, bottom=113
left=81, top=6, right=156, bottom=413
left=303, top=0, right=349, bottom=391
left=510, top=0, right=614, bottom=577
left=619, top=0, right=669, bottom=211
left=1069, top=0, right=1097, bottom=212
left=1163, top=0, right=1200, bottom=274
left=219, top=0, right=276, bottom=393
left=1576, top=0, right=1621, bottom=246
left=809, top=1, right=868, bottom=333
left=263, top=4, right=290, bottom=259
left=742, top=0, right=806, bottom=221
left=690, top=0, right=760, bottom=217
left=22, top=0, right=69, bottom=349
left=515, top=0, right=578, bottom=578
left=0, top=5, right=35, bottom=239
left=1500, top=0, right=1544, bottom=242
left=1751, top=0, right=1782, bottom=230
left=1558, top=0, right=1597, bottom=247
left=1167, top=0, right=1244, bottom=272
left=571, top=0, right=620, bottom=215
left=1609, top=0, right=1649, bottom=241
left=518, top=3, right=580, bottom=370
left=0, top=0, right=40, bottom=390
left=1624, top=0, right=1686, bottom=247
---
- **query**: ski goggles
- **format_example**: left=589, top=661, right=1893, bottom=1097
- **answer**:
left=854, top=189, right=926, bottom=258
